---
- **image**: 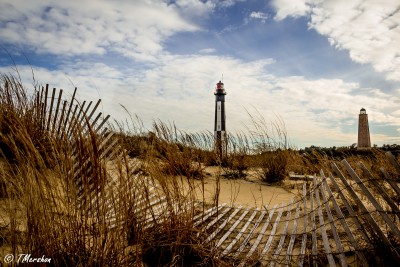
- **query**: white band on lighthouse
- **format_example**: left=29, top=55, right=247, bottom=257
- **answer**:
left=216, top=101, right=222, bottom=131
left=220, top=130, right=226, bottom=142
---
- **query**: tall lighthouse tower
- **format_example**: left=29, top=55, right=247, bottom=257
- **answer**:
left=357, top=108, right=371, bottom=150
left=214, top=81, right=227, bottom=158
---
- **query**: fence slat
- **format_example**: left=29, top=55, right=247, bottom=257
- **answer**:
left=203, top=207, right=232, bottom=232
left=69, top=100, right=93, bottom=138
left=298, top=184, right=308, bottom=267
left=314, top=176, right=336, bottom=267
left=46, top=87, right=56, bottom=131
left=57, top=101, right=67, bottom=136
left=242, top=205, right=278, bottom=264
left=52, top=89, right=63, bottom=134
left=216, top=208, right=250, bottom=248
left=234, top=209, right=267, bottom=257
left=42, top=84, right=48, bottom=128
left=193, top=205, right=217, bottom=223
left=87, top=99, right=101, bottom=123
left=62, top=87, right=77, bottom=135
left=320, top=170, right=369, bottom=266
left=64, top=104, right=78, bottom=137
left=67, top=100, right=86, bottom=137
left=221, top=208, right=259, bottom=256
left=38, top=86, right=44, bottom=125
left=261, top=204, right=285, bottom=256
left=95, top=114, right=110, bottom=134
left=285, top=202, right=300, bottom=266
left=205, top=206, right=242, bottom=244
left=194, top=204, right=227, bottom=227
left=310, top=184, right=318, bottom=267
left=270, top=198, right=294, bottom=267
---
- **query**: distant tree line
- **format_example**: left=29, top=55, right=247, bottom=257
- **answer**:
left=299, top=144, right=400, bottom=159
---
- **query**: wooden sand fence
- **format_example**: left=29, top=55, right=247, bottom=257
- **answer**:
left=30, top=84, right=175, bottom=232
left=195, top=155, right=400, bottom=266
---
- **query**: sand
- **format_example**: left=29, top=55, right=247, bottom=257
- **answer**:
left=185, top=166, right=298, bottom=209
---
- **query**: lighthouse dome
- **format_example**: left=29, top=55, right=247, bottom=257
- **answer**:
left=214, top=80, right=226, bottom=95
left=360, top=108, right=366, bottom=114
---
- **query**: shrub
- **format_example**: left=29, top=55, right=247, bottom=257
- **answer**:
left=222, top=153, right=249, bottom=179
left=201, top=150, right=219, bottom=166
left=257, top=150, right=288, bottom=184
left=158, top=142, right=204, bottom=178
left=151, top=121, right=205, bottom=179
left=220, top=133, right=250, bottom=179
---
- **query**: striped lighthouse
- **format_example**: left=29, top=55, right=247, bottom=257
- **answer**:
left=357, top=108, right=371, bottom=150
left=214, top=81, right=227, bottom=158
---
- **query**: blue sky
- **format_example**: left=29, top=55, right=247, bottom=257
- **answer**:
left=1, top=0, right=400, bottom=148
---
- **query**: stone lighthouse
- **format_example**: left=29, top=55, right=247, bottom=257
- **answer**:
left=214, top=81, right=227, bottom=158
left=357, top=108, right=371, bottom=149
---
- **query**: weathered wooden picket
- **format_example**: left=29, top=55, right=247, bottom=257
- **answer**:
left=33, top=84, right=121, bottom=213
left=36, top=86, right=400, bottom=266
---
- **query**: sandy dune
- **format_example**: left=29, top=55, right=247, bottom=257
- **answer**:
left=186, top=166, right=298, bottom=209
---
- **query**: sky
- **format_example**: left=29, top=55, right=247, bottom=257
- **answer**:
left=0, top=0, right=400, bottom=148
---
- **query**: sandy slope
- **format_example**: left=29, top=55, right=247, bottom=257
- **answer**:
left=185, top=166, right=298, bottom=209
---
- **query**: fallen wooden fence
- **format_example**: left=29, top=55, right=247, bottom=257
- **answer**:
left=192, top=154, right=400, bottom=266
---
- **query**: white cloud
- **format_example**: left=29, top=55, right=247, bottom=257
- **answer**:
left=0, top=0, right=198, bottom=61
left=173, top=0, right=216, bottom=19
left=272, top=0, right=400, bottom=82
left=271, top=0, right=311, bottom=21
left=250, top=11, right=269, bottom=23
left=218, top=0, right=239, bottom=8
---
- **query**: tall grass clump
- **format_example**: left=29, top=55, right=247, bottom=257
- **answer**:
left=149, top=120, right=206, bottom=179
left=0, top=74, right=131, bottom=265
left=255, top=150, right=289, bottom=184
left=0, top=75, right=55, bottom=168
left=246, top=110, right=290, bottom=183
left=114, top=111, right=150, bottom=160
left=221, top=132, right=251, bottom=179
left=0, top=73, right=226, bottom=266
